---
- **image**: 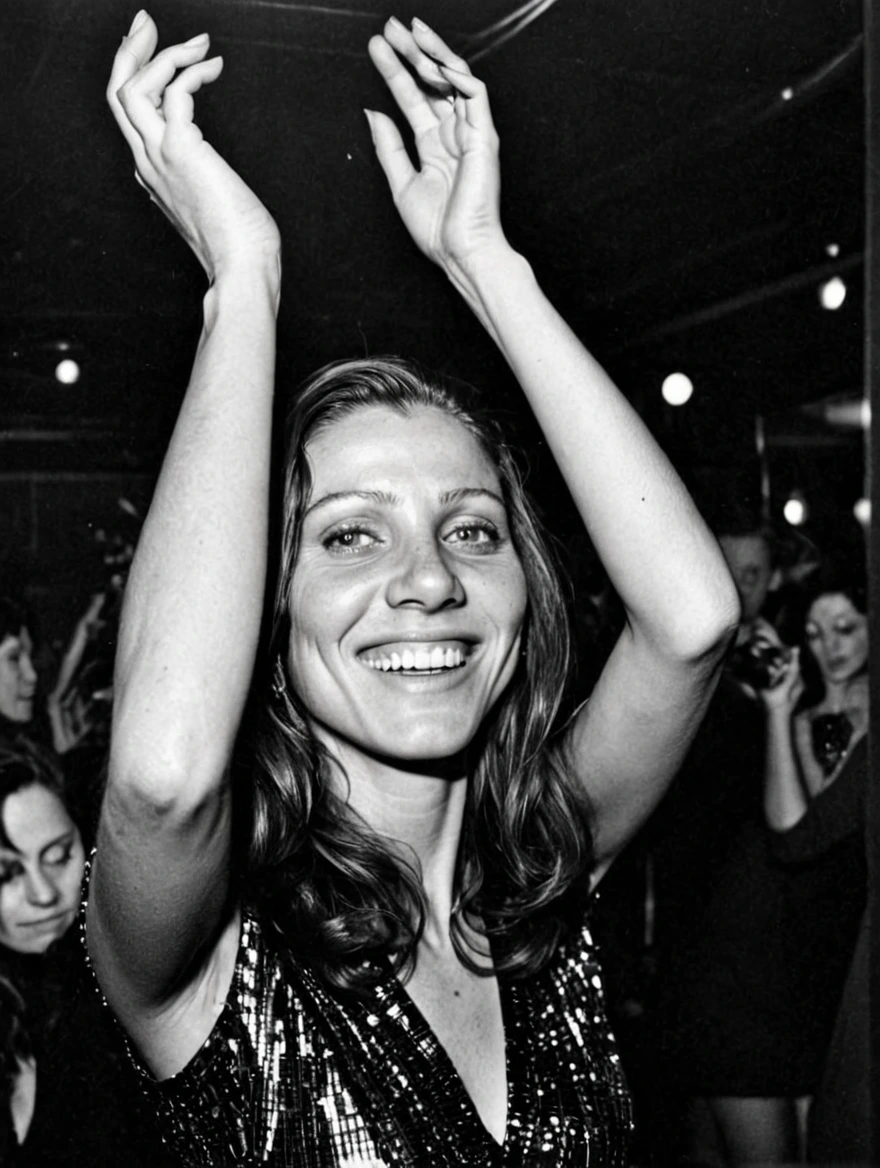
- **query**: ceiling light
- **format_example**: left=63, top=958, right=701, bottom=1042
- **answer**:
left=783, top=493, right=807, bottom=526
left=55, top=358, right=80, bottom=384
left=661, top=372, right=693, bottom=406
left=818, top=276, right=846, bottom=310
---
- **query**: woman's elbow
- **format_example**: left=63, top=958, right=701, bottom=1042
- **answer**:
left=667, top=580, right=740, bottom=663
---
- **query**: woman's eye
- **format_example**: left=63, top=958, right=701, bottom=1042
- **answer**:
left=44, top=844, right=73, bottom=868
left=446, top=522, right=499, bottom=548
left=323, top=528, right=378, bottom=554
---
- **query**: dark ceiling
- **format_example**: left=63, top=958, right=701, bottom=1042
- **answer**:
left=0, top=0, right=867, bottom=535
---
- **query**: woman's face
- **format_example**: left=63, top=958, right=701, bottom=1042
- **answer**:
left=0, top=628, right=37, bottom=724
left=805, top=593, right=868, bottom=687
left=287, top=404, right=528, bottom=766
left=0, top=784, right=84, bottom=955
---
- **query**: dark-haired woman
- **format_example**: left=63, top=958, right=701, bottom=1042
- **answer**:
left=1, top=743, right=175, bottom=1167
left=677, top=564, right=868, bottom=1165
left=87, top=12, right=738, bottom=1163
left=0, top=600, right=40, bottom=751
left=0, top=745, right=84, bottom=1159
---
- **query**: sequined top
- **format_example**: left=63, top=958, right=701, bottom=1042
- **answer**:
left=119, top=908, right=632, bottom=1166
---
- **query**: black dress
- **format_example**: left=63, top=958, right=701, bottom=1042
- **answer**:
left=99, top=906, right=634, bottom=1166
left=7, top=931, right=176, bottom=1168
left=665, top=736, right=867, bottom=1097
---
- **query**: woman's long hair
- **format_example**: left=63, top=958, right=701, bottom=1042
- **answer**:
left=241, top=357, right=594, bottom=991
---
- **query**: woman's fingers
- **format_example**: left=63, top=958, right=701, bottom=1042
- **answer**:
left=117, top=35, right=213, bottom=149
left=106, top=13, right=159, bottom=150
left=371, top=19, right=496, bottom=143
left=368, top=33, right=440, bottom=137
left=364, top=108, right=416, bottom=199
left=384, top=17, right=456, bottom=93
left=409, top=17, right=470, bottom=74
left=438, top=64, right=496, bottom=136
left=163, top=56, right=224, bottom=129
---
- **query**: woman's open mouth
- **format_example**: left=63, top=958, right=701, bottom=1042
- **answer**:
left=359, top=642, right=469, bottom=674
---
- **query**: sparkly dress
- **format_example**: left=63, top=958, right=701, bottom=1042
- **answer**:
left=120, top=908, right=633, bottom=1166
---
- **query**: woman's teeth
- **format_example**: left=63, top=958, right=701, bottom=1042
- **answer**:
left=363, top=646, right=465, bottom=672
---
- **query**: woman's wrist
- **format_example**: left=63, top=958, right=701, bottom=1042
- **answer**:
left=444, top=242, right=535, bottom=339
left=205, top=255, right=282, bottom=324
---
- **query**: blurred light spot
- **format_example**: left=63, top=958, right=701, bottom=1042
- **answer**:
left=661, top=372, right=693, bottom=406
left=854, top=498, right=871, bottom=526
left=783, top=494, right=807, bottom=526
left=825, top=242, right=840, bottom=258
left=55, top=358, right=80, bottom=384
left=781, top=86, right=794, bottom=101
left=819, top=276, right=846, bottom=310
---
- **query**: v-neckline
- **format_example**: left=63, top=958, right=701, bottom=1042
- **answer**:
left=381, top=961, right=524, bottom=1155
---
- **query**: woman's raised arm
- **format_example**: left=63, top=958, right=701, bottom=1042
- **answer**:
left=366, top=18, right=739, bottom=876
left=87, top=12, right=280, bottom=1074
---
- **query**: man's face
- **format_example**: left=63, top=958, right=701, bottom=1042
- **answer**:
left=719, top=534, right=774, bottom=625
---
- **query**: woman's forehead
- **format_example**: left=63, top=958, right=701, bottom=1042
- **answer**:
left=1, top=784, right=71, bottom=853
left=808, top=593, right=862, bottom=622
left=304, top=405, right=498, bottom=490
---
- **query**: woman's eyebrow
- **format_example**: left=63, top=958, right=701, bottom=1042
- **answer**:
left=304, top=486, right=504, bottom=517
left=303, top=489, right=399, bottom=518
left=439, top=487, right=505, bottom=507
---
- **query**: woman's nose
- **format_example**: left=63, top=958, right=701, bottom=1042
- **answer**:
left=24, top=866, right=59, bottom=908
left=385, top=538, right=465, bottom=611
left=19, top=653, right=37, bottom=686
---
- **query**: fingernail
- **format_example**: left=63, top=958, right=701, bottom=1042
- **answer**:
left=412, top=17, right=431, bottom=31
left=184, top=32, right=209, bottom=46
left=363, top=108, right=377, bottom=134
left=127, top=10, right=148, bottom=36
left=387, top=15, right=405, bottom=29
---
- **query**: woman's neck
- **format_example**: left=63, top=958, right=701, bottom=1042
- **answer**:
left=821, top=672, right=868, bottom=714
left=319, top=735, right=469, bottom=938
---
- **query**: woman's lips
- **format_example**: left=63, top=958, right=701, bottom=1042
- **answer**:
left=20, top=910, right=71, bottom=933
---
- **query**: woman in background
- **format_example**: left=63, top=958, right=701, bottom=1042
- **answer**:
left=679, top=560, right=868, bottom=1166
left=0, top=744, right=84, bottom=1158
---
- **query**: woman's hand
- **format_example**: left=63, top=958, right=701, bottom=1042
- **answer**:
left=366, top=17, right=506, bottom=272
left=108, top=11, right=280, bottom=283
left=759, top=644, right=804, bottom=713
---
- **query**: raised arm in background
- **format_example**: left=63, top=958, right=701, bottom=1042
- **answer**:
left=365, top=19, right=739, bottom=877
left=759, top=647, right=815, bottom=830
left=87, top=12, right=281, bottom=1076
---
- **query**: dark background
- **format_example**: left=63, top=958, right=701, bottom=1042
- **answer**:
left=0, top=0, right=866, bottom=647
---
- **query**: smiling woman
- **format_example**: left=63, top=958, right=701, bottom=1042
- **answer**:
left=85, top=10, right=739, bottom=1165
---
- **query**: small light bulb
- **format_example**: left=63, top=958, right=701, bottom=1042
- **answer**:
left=854, top=498, right=871, bottom=526
left=781, top=86, right=794, bottom=101
left=825, top=243, right=840, bottom=258
left=55, top=358, right=80, bottom=384
left=661, top=372, right=693, bottom=406
left=819, top=276, right=846, bottom=310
